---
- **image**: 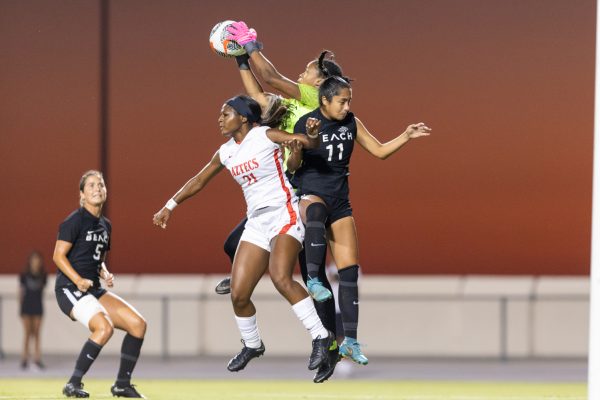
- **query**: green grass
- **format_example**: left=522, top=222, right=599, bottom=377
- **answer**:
left=0, top=379, right=587, bottom=400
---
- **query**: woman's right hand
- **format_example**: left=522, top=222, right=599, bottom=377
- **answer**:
left=76, top=277, right=94, bottom=293
left=153, top=207, right=171, bottom=229
left=282, top=139, right=304, bottom=154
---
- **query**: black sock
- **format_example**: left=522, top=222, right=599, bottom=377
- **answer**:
left=69, top=339, right=103, bottom=385
left=116, top=334, right=144, bottom=386
left=299, top=249, right=337, bottom=334
left=338, top=265, right=360, bottom=339
left=304, top=203, right=328, bottom=280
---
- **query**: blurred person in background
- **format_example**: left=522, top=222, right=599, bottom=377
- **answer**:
left=19, top=250, right=47, bottom=370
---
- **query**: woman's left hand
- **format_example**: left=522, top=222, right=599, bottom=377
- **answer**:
left=405, top=122, right=432, bottom=139
left=100, top=266, right=114, bottom=288
left=306, top=117, right=322, bottom=137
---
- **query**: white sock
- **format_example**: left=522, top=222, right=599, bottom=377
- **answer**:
left=292, top=296, right=329, bottom=339
left=234, top=314, right=262, bottom=348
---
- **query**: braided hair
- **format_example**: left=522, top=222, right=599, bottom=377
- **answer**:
left=316, top=50, right=351, bottom=82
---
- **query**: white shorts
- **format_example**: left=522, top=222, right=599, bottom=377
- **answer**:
left=72, top=293, right=109, bottom=329
left=241, top=201, right=305, bottom=252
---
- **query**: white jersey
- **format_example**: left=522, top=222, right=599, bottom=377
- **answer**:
left=219, top=126, right=297, bottom=216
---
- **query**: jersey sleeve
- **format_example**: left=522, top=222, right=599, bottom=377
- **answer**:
left=218, top=141, right=233, bottom=167
left=58, top=212, right=81, bottom=244
left=298, top=84, right=319, bottom=109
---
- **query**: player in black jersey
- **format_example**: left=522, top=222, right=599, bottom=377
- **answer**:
left=289, top=76, right=431, bottom=366
left=53, top=170, right=146, bottom=398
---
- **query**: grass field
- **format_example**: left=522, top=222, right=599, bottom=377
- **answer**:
left=0, top=379, right=587, bottom=400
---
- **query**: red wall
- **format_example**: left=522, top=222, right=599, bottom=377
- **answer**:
left=1, top=0, right=594, bottom=275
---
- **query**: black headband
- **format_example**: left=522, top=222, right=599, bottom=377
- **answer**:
left=226, top=97, right=261, bottom=124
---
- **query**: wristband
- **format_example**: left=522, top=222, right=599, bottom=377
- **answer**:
left=165, top=198, right=178, bottom=211
left=307, top=131, right=319, bottom=139
left=236, top=55, right=250, bottom=70
left=243, top=40, right=263, bottom=55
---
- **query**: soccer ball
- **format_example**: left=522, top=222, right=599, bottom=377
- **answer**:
left=209, top=20, right=246, bottom=58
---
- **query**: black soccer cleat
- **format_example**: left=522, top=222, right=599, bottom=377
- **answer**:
left=110, top=383, right=144, bottom=398
left=227, top=340, right=265, bottom=372
left=215, top=277, right=231, bottom=295
left=308, top=331, right=335, bottom=370
left=313, top=342, right=341, bottom=383
left=63, top=382, right=89, bottom=398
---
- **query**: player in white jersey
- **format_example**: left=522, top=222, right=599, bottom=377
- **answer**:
left=153, top=95, right=336, bottom=377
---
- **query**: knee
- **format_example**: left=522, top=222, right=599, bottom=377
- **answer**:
left=270, top=272, right=293, bottom=294
left=230, top=290, right=251, bottom=310
left=130, top=316, right=147, bottom=338
left=306, top=202, right=328, bottom=223
left=93, top=318, right=114, bottom=343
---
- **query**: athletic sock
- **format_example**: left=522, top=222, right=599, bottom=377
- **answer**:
left=338, top=265, right=360, bottom=339
left=304, top=203, right=328, bottom=280
left=116, top=334, right=144, bottom=386
left=235, top=314, right=262, bottom=348
left=68, top=339, right=103, bottom=385
left=292, top=296, right=329, bottom=339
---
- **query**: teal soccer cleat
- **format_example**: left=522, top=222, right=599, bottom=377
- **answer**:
left=306, top=277, right=333, bottom=302
left=339, top=338, right=368, bottom=365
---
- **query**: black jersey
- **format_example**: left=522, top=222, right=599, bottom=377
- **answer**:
left=291, top=108, right=356, bottom=199
left=55, top=207, right=111, bottom=288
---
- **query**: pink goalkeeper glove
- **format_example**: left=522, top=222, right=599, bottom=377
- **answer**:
left=226, top=21, right=257, bottom=45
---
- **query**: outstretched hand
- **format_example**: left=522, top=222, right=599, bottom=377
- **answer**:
left=153, top=208, right=171, bottom=229
left=405, top=122, right=431, bottom=139
left=226, top=21, right=257, bottom=45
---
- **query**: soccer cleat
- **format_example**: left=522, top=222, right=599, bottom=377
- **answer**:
left=63, top=382, right=89, bottom=398
left=227, top=340, right=265, bottom=371
left=313, top=340, right=341, bottom=383
left=339, top=337, right=369, bottom=365
left=215, top=277, right=231, bottom=295
left=110, top=383, right=144, bottom=398
left=308, top=330, right=335, bottom=370
left=306, top=278, right=332, bottom=302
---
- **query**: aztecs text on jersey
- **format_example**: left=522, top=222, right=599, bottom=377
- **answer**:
left=219, top=126, right=297, bottom=216
left=292, top=108, right=356, bottom=199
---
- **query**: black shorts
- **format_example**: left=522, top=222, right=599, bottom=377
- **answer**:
left=300, top=192, right=353, bottom=226
left=55, top=284, right=107, bottom=320
left=21, top=301, right=43, bottom=316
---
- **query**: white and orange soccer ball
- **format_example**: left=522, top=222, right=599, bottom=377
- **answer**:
left=209, top=20, right=246, bottom=58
